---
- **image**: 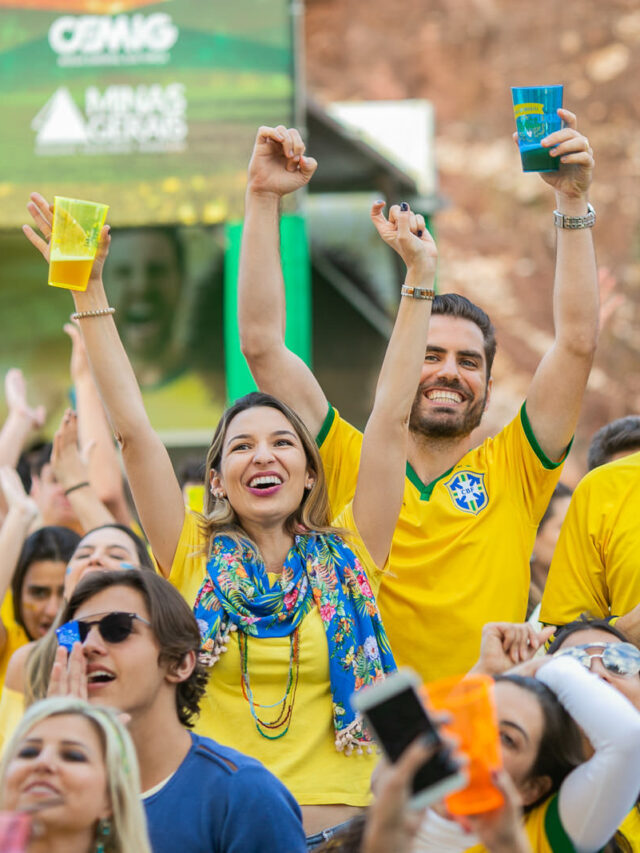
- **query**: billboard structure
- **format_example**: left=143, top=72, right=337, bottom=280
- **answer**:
left=0, top=0, right=294, bottom=227
left=0, top=0, right=296, bottom=442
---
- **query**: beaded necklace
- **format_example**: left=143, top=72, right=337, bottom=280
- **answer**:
left=238, top=627, right=301, bottom=739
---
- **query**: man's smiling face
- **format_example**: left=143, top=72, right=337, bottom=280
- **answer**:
left=409, top=314, right=492, bottom=439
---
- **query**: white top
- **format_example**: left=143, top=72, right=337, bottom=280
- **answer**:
left=413, top=655, right=640, bottom=853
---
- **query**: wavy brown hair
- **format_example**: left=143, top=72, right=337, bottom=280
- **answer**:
left=199, top=392, right=342, bottom=553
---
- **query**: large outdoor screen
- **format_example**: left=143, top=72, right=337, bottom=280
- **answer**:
left=0, top=0, right=295, bottom=227
left=0, top=0, right=294, bottom=443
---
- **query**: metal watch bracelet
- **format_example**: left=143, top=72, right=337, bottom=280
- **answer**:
left=553, top=203, right=596, bottom=229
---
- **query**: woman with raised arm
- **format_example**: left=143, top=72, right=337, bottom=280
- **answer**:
left=23, top=128, right=436, bottom=844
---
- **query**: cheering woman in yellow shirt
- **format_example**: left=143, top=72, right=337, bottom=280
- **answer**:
left=23, top=130, right=437, bottom=844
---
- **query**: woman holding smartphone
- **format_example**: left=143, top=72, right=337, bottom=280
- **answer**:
left=413, top=638, right=640, bottom=852
left=23, top=136, right=436, bottom=845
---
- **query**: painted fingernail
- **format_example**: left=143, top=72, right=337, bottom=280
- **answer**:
left=375, top=199, right=385, bottom=205
left=417, top=229, right=423, bottom=237
left=400, top=202, right=409, bottom=211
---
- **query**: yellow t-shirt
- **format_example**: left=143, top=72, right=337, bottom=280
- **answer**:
left=617, top=806, right=640, bottom=851
left=0, top=593, right=29, bottom=692
left=168, top=504, right=384, bottom=806
left=0, top=686, right=25, bottom=756
left=540, top=451, right=640, bottom=626
left=317, top=403, right=565, bottom=682
left=465, top=794, right=578, bottom=853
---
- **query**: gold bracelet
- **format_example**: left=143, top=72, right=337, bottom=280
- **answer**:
left=70, top=307, right=115, bottom=321
left=401, top=285, right=435, bottom=300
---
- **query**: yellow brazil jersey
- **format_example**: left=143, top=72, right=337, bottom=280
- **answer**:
left=465, top=794, right=581, bottom=853
left=167, top=503, right=385, bottom=806
left=617, top=806, right=640, bottom=851
left=317, top=403, right=565, bottom=682
left=540, top=451, right=640, bottom=627
left=0, top=593, right=28, bottom=692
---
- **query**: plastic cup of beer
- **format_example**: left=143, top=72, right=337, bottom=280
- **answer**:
left=48, top=197, right=109, bottom=292
left=511, top=84, right=563, bottom=172
left=422, top=673, right=504, bottom=815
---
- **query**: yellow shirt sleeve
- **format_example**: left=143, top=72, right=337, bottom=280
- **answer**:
left=540, top=469, right=614, bottom=626
left=317, top=406, right=364, bottom=518
left=0, top=686, right=25, bottom=756
left=168, top=510, right=208, bottom=607
left=503, top=403, right=570, bottom=524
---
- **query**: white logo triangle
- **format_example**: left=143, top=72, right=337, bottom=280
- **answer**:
left=32, top=87, right=88, bottom=146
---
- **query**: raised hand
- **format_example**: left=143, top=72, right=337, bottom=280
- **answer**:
left=246, top=125, right=318, bottom=198
left=0, top=465, right=39, bottom=522
left=465, top=770, right=532, bottom=853
left=4, top=368, right=46, bottom=430
left=370, top=201, right=438, bottom=276
left=538, top=109, right=593, bottom=198
left=22, top=191, right=111, bottom=289
left=47, top=643, right=88, bottom=701
left=472, top=622, right=556, bottom=675
left=51, top=409, right=91, bottom=493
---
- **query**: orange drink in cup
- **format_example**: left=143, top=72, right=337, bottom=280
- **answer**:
left=422, top=673, right=504, bottom=815
left=48, top=197, right=109, bottom=291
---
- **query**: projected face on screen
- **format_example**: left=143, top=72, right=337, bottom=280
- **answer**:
left=103, top=228, right=183, bottom=384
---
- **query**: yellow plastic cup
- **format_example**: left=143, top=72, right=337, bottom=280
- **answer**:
left=422, top=674, right=504, bottom=815
left=48, top=196, right=109, bottom=292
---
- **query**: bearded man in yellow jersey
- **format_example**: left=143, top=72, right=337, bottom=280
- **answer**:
left=238, top=113, right=599, bottom=681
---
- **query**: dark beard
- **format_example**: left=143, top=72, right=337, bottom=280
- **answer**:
left=409, top=381, right=487, bottom=439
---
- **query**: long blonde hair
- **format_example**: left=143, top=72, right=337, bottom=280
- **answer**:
left=0, top=696, right=152, bottom=853
left=199, top=392, right=343, bottom=553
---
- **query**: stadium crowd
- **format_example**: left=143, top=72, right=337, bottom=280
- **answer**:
left=1, top=108, right=639, bottom=853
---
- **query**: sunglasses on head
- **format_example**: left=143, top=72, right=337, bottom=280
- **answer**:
left=56, top=611, right=150, bottom=653
left=556, top=642, right=640, bottom=678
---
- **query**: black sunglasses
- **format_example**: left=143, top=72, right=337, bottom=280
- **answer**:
left=56, top=611, right=150, bottom=652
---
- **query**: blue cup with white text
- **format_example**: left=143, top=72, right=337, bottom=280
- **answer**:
left=511, top=85, right=563, bottom=172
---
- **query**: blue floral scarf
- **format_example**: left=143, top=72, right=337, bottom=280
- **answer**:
left=193, top=532, right=396, bottom=752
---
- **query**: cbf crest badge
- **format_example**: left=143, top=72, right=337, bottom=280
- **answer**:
left=444, top=470, right=488, bottom=515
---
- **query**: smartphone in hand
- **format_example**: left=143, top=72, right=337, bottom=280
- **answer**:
left=352, top=668, right=467, bottom=809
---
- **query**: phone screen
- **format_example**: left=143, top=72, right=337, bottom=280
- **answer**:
left=364, top=685, right=459, bottom=794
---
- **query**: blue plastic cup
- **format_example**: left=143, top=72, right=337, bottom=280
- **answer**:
left=511, top=85, right=563, bottom=172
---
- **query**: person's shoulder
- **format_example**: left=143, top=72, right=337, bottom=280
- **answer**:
left=581, top=450, right=640, bottom=489
left=4, top=639, right=35, bottom=691
left=189, top=732, right=272, bottom=777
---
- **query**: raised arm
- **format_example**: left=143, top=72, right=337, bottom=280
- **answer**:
left=538, top=655, right=640, bottom=851
left=524, top=109, right=599, bottom=461
left=50, top=409, right=115, bottom=532
left=22, top=194, right=184, bottom=574
left=0, top=369, right=46, bottom=470
left=353, top=203, right=436, bottom=567
left=65, top=322, right=132, bottom=527
left=0, top=467, right=39, bottom=652
left=238, top=126, right=328, bottom=437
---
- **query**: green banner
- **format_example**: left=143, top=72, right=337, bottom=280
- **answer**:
left=224, top=213, right=311, bottom=403
left=0, top=0, right=294, bottom=227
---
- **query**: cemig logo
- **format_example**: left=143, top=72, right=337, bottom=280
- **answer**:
left=31, top=85, right=187, bottom=156
left=48, top=13, right=178, bottom=67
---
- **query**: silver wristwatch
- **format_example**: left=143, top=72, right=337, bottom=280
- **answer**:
left=553, top=203, right=596, bottom=229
